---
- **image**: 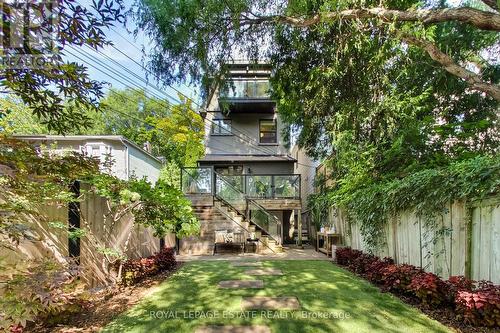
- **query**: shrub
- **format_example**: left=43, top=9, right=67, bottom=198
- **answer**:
left=154, top=247, right=176, bottom=271
left=335, top=247, right=363, bottom=266
left=365, top=257, right=394, bottom=283
left=0, top=258, right=81, bottom=331
left=409, top=272, right=450, bottom=307
left=348, top=253, right=379, bottom=275
left=380, top=264, right=423, bottom=294
left=120, top=247, right=176, bottom=286
left=455, top=282, right=500, bottom=327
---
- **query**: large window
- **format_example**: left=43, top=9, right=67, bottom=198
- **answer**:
left=259, top=119, right=277, bottom=144
left=211, top=119, right=232, bottom=135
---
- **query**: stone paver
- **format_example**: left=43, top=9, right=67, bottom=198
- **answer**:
left=195, top=325, right=271, bottom=333
left=244, top=268, right=283, bottom=275
left=241, top=296, right=300, bottom=310
left=232, top=261, right=263, bottom=267
left=218, top=280, right=264, bottom=288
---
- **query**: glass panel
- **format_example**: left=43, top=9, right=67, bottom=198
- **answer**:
left=211, top=119, right=232, bottom=135
left=260, top=120, right=276, bottom=131
left=222, top=80, right=271, bottom=98
left=274, top=175, right=300, bottom=198
left=181, top=167, right=212, bottom=194
left=215, top=173, right=246, bottom=213
left=259, top=132, right=276, bottom=143
left=246, top=175, right=272, bottom=198
left=248, top=200, right=281, bottom=245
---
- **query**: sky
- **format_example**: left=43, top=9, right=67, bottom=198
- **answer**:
left=63, top=0, right=202, bottom=107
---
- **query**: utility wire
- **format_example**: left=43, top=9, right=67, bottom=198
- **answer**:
left=66, top=45, right=305, bottom=164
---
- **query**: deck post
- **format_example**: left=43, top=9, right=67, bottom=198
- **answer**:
left=297, top=209, right=303, bottom=248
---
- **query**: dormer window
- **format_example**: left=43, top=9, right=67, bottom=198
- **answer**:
left=211, top=119, right=232, bottom=135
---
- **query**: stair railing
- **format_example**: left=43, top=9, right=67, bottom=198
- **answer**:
left=214, top=172, right=281, bottom=245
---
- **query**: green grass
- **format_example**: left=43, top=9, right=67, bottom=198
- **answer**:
left=102, top=260, right=453, bottom=333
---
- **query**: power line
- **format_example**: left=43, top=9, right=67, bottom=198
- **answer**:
left=66, top=44, right=298, bottom=162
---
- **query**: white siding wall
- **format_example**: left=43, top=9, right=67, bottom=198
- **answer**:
left=127, top=144, right=162, bottom=184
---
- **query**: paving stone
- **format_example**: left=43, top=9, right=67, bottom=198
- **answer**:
left=218, top=280, right=264, bottom=288
left=244, top=268, right=283, bottom=275
left=232, top=261, right=263, bottom=267
left=241, top=296, right=300, bottom=310
left=195, top=325, right=271, bottom=333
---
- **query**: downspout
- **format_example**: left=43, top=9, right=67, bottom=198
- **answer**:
left=120, top=138, right=130, bottom=181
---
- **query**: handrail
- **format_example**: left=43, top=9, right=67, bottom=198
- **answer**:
left=214, top=172, right=281, bottom=244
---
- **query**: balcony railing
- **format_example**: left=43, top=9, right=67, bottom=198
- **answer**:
left=220, top=80, right=271, bottom=99
left=181, top=167, right=301, bottom=199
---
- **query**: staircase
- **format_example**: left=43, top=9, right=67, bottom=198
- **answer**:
left=180, top=169, right=284, bottom=255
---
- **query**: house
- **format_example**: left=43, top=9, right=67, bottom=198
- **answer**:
left=180, top=61, right=304, bottom=255
left=292, top=144, right=320, bottom=243
left=14, top=135, right=163, bottom=184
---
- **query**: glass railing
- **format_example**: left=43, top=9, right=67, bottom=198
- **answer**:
left=181, top=167, right=212, bottom=194
left=214, top=173, right=247, bottom=213
left=181, top=170, right=301, bottom=199
left=248, top=199, right=281, bottom=244
left=221, top=80, right=271, bottom=99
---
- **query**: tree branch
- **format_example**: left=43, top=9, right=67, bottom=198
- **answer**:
left=400, top=33, right=500, bottom=102
left=243, top=7, right=500, bottom=32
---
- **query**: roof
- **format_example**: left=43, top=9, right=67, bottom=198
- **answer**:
left=199, top=154, right=296, bottom=162
left=13, top=135, right=163, bottom=164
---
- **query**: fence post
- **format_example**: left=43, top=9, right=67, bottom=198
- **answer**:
left=465, top=203, right=473, bottom=279
left=68, top=180, right=81, bottom=264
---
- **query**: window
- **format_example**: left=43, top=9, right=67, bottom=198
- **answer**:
left=211, top=119, right=232, bottom=135
left=259, top=119, right=277, bottom=144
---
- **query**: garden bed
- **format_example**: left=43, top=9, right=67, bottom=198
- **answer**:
left=335, top=247, right=500, bottom=333
left=24, top=262, right=183, bottom=333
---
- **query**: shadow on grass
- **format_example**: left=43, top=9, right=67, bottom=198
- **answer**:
left=101, top=260, right=452, bottom=333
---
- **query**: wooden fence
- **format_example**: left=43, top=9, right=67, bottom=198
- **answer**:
left=329, top=197, right=500, bottom=284
left=0, top=184, right=162, bottom=287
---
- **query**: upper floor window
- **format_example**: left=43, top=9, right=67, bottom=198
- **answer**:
left=211, top=119, right=232, bottom=135
left=259, top=119, right=277, bottom=144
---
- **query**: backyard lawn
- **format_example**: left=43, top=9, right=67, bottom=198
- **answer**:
left=102, top=260, right=452, bottom=333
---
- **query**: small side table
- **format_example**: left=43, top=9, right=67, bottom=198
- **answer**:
left=317, top=232, right=341, bottom=257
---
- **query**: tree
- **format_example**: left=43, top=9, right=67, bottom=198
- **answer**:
left=1, top=0, right=124, bottom=133
left=0, top=88, right=205, bottom=167
left=132, top=0, right=500, bottom=101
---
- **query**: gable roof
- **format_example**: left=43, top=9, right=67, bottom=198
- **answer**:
left=13, top=135, right=163, bottom=164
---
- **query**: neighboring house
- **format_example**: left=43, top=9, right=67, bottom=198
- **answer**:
left=15, top=135, right=163, bottom=184
left=180, top=61, right=304, bottom=255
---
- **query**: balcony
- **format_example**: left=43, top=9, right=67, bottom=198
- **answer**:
left=181, top=167, right=300, bottom=199
left=219, top=80, right=275, bottom=113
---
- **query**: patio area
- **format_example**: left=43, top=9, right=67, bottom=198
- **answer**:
left=175, top=245, right=329, bottom=262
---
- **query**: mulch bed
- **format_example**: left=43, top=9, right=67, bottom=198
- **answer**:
left=24, top=262, right=183, bottom=333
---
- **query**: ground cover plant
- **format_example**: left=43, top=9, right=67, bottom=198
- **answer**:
left=335, top=247, right=500, bottom=328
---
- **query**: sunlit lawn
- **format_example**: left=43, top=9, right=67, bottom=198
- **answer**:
left=102, top=260, right=452, bottom=333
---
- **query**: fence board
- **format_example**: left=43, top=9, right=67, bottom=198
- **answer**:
left=333, top=197, right=499, bottom=284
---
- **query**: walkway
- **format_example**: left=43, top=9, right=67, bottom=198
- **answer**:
left=175, top=245, right=329, bottom=262
left=102, top=260, right=452, bottom=333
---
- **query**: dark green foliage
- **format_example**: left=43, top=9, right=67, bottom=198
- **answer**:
left=1, top=0, right=125, bottom=133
